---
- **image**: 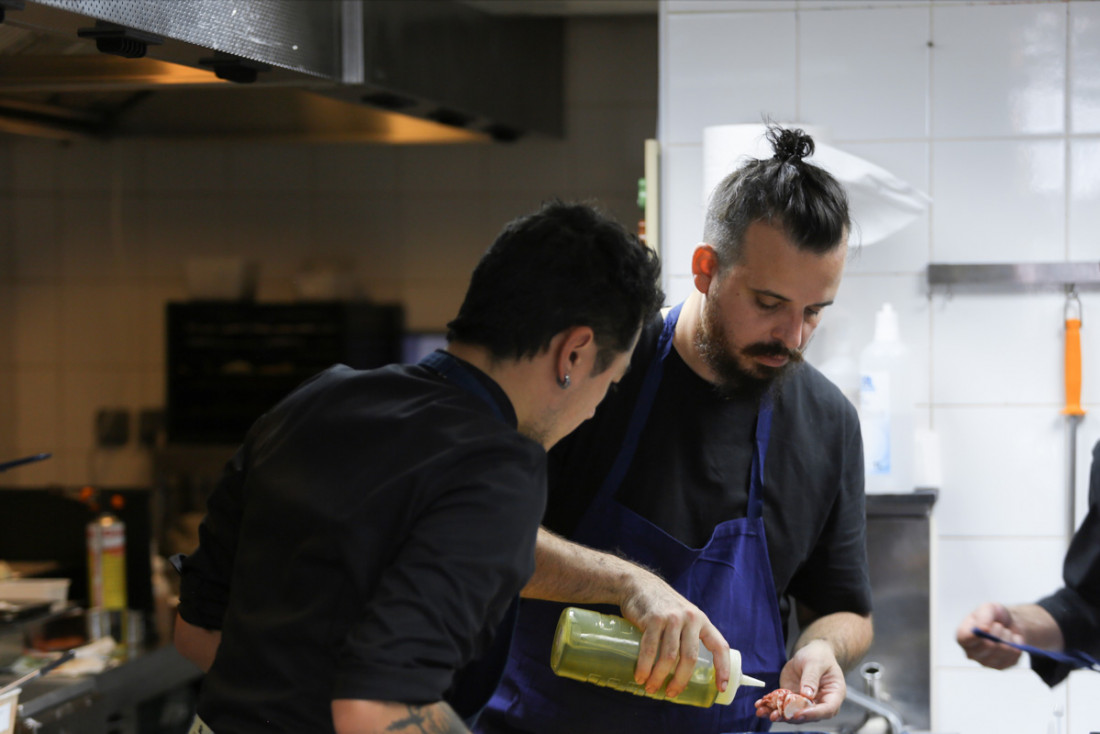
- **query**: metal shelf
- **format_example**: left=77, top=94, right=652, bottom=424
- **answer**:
left=927, top=262, right=1100, bottom=288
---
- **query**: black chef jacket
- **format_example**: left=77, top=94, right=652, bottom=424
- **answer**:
left=178, top=359, right=547, bottom=732
left=1035, top=439, right=1100, bottom=685
left=543, top=313, right=872, bottom=629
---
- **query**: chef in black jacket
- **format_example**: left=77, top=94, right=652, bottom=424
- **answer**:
left=477, top=126, right=873, bottom=734
left=957, top=439, right=1100, bottom=685
left=172, top=201, right=664, bottom=734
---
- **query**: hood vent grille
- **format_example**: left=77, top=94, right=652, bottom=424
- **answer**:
left=0, top=0, right=562, bottom=142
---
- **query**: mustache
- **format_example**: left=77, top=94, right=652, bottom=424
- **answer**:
left=742, top=341, right=804, bottom=363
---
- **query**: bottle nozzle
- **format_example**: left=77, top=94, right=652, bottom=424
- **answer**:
left=714, top=651, right=767, bottom=705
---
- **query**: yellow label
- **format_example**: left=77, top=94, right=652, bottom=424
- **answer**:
left=88, top=517, right=127, bottom=611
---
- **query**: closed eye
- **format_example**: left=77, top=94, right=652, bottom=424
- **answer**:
left=756, top=298, right=782, bottom=311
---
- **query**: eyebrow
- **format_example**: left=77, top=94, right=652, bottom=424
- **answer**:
left=752, top=288, right=835, bottom=310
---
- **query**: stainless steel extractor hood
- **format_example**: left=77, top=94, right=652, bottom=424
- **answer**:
left=0, top=0, right=564, bottom=143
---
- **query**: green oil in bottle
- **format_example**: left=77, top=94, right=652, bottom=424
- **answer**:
left=550, top=607, right=764, bottom=708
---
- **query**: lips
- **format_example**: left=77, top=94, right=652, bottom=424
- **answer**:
left=753, top=354, right=789, bottom=369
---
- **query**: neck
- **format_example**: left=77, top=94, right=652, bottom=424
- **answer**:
left=673, top=290, right=719, bottom=383
left=444, top=342, right=553, bottom=448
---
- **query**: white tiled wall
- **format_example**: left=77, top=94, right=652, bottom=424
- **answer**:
left=661, top=1, right=1100, bottom=732
left=0, top=15, right=657, bottom=488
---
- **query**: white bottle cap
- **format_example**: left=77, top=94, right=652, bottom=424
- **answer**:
left=874, top=303, right=899, bottom=342
left=714, top=649, right=766, bottom=706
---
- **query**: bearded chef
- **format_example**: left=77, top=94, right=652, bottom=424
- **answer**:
left=476, top=126, right=874, bottom=734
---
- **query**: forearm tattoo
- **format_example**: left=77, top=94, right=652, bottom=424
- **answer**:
left=385, top=704, right=468, bottom=734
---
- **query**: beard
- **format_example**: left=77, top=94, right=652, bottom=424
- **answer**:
left=695, top=297, right=803, bottom=400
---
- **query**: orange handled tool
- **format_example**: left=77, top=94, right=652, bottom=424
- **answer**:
left=1064, top=305, right=1085, bottom=417
left=1064, top=288, right=1085, bottom=543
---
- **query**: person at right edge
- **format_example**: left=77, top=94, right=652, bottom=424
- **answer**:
left=476, top=125, right=874, bottom=734
left=956, top=438, right=1100, bottom=686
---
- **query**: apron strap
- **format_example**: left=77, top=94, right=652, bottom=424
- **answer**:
left=592, top=303, right=682, bottom=505
left=592, top=301, right=774, bottom=516
left=419, top=350, right=507, bottom=423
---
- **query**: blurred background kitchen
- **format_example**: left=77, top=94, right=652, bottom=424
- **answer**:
left=0, top=1, right=1098, bottom=733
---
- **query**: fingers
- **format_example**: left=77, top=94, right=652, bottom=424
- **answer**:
left=956, top=602, right=1024, bottom=670
left=633, top=616, right=661, bottom=685
left=619, top=572, right=728, bottom=699
left=641, top=613, right=683, bottom=693
left=660, top=623, right=698, bottom=697
left=700, top=623, right=731, bottom=693
left=629, top=605, right=725, bottom=699
left=961, top=636, right=1023, bottom=670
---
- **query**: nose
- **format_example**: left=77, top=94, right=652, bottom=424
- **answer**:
left=771, top=311, right=806, bottom=352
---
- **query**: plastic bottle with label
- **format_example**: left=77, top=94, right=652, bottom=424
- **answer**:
left=550, top=607, right=765, bottom=708
left=858, top=303, right=916, bottom=494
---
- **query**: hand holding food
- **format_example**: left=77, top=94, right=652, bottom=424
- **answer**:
left=755, top=688, right=813, bottom=721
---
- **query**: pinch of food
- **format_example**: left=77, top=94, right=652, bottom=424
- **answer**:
left=757, top=688, right=813, bottom=720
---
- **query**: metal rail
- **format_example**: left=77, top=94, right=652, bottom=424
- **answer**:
left=927, top=262, right=1100, bottom=288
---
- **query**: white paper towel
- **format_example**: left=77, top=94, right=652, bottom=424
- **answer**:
left=702, top=124, right=930, bottom=246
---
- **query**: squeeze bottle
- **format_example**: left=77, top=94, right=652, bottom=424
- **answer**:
left=858, top=303, right=916, bottom=494
left=550, top=607, right=765, bottom=708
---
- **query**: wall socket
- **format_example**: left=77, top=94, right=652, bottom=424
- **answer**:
left=95, top=408, right=130, bottom=447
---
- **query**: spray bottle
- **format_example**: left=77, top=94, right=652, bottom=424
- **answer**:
left=550, top=607, right=765, bottom=708
left=858, top=303, right=916, bottom=494
left=84, top=487, right=128, bottom=612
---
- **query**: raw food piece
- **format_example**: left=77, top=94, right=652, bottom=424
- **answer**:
left=756, top=688, right=813, bottom=720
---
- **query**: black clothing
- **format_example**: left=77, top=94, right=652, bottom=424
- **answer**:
left=178, top=359, right=547, bottom=732
left=543, top=313, right=872, bottom=627
left=1034, top=440, right=1100, bottom=685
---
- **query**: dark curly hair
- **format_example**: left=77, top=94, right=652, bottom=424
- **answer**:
left=447, top=201, right=664, bottom=374
left=703, top=124, right=850, bottom=269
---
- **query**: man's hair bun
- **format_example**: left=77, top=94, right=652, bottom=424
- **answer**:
left=767, top=125, right=814, bottom=163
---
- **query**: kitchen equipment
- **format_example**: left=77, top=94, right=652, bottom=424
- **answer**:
left=971, top=628, right=1100, bottom=672
left=550, top=606, right=764, bottom=708
left=0, top=579, right=70, bottom=610
left=859, top=303, right=916, bottom=494
left=0, top=601, right=57, bottom=669
left=0, top=684, right=17, bottom=734
left=0, top=649, right=76, bottom=698
left=1063, top=288, right=1085, bottom=543
left=0, top=454, right=50, bottom=473
left=0, top=602, right=52, bottom=624
left=86, top=509, right=127, bottom=612
left=0, top=649, right=77, bottom=732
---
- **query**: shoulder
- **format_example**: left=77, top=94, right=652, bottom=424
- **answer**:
left=767, top=362, right=863, bottom=487
left=774, top=361, right=859, bottom=431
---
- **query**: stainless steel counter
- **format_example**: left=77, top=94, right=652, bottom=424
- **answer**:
left=778, top=489, right=937, bottom=734
left=2, top=642, right=202, bottom=734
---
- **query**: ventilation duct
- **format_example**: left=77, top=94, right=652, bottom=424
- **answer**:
left=0, top=0, right=563, bottom=142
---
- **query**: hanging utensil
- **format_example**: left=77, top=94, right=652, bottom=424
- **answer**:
left=1063, top=288, right=1085, bottom=543
left=0, top=454, right=50, bottom=474
left=0, top=649, right=75, bottom=699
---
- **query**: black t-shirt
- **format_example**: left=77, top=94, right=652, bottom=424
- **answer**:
left=1035, top=440, right=1100, bottom=685
left=544, top=314, right=872, bottom=626
left=178, top=360, right=547, bottom=732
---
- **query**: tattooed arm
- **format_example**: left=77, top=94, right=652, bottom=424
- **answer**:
left=332, top=700, right=469, bottom=734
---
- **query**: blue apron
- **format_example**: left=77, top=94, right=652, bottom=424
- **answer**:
left=480, top=304, right=789, bottom=734
left=419, top=350, right=520, bottom=727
